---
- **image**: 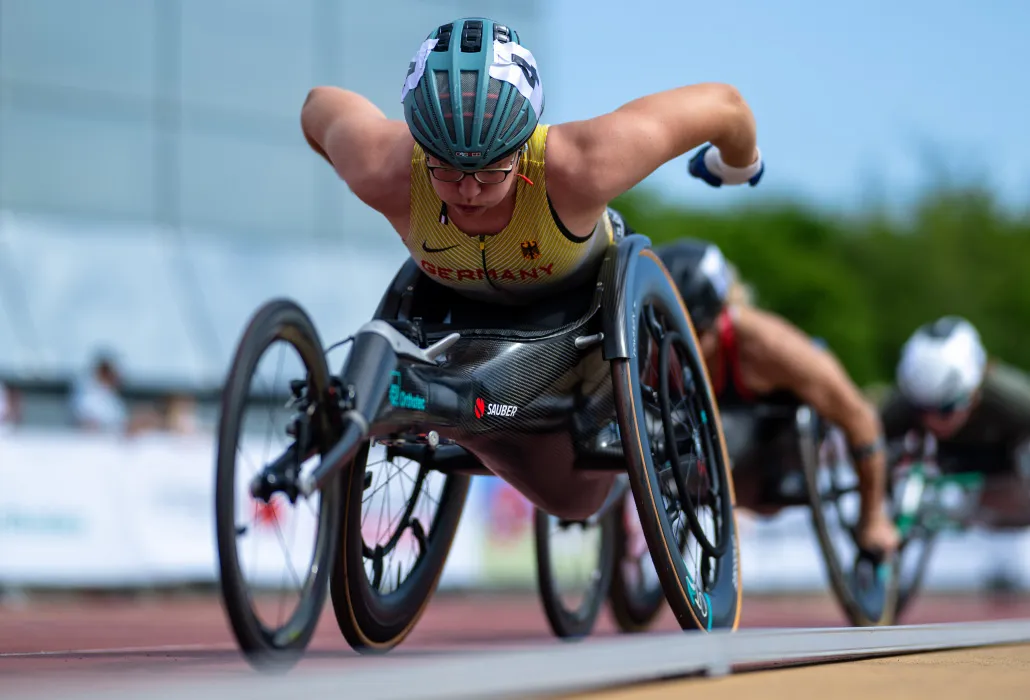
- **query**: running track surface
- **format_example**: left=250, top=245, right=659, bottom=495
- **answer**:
left=2, top=588, right=1030, bottom=687
left=2, top=590, right=1029, bottom=695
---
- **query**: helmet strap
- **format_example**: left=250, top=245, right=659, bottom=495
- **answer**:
left=439, top=201, right=449, bottom=226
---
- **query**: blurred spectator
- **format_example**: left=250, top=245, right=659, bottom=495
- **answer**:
left=69, top=351, right=128, bottom=432
left=162, top=393, right=200, bottom=434
left=0, top=382, right=22, bottom=431
left=68, top=351, right=162, bottom=435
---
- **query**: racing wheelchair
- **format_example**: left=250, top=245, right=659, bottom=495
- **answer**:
left=213, top=233, right=742, bottom=667
left=572, top=341, right=907, bottom=635
left=885, top=430, right=1030, bottom=621
left=700, top=389, right=902, bottom=628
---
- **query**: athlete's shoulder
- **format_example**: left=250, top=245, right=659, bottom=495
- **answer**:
left=984, top=359, right=1030, bottom=387
left=522, top=123, right=551, bottom=162
left=982, top=360, right=1030, bottom=410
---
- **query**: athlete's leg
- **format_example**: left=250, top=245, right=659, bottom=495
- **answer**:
left=489, top=210, right=654, bottom=519
left=492, top=460, right=617, bottom=522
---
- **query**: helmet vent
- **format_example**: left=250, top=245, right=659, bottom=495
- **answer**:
left=434, top=24, right=453, bottom=52
left=413, top=84, right=439, bottom=140
left=460, top=20, right=484, bottom=52
left=460, top=71, right=477, bottom=147
left=500, top=92, right=526, bottom=136
left=512, top=112, right=529, bottom=138
left=482, top=77, right=501, bottom=140
left=435, top=71, right=457, bottom=144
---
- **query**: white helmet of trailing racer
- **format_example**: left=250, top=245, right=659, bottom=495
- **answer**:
left=896, top=316, right=987, bottom=411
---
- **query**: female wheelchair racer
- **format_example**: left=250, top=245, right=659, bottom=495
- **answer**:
left=211, top=207, right=772, bottom=667
left=212, top=15, right=770, bottom=667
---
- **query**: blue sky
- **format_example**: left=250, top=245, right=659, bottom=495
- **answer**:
left=537, top=0, right=1030, bottom=214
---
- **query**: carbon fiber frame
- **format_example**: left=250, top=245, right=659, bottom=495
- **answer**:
left=298, top=234, right=663, bottom=494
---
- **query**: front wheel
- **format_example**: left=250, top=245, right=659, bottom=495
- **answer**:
left=801, top=418, right=899, bottom=626
left=214, top=299, right=342, bottom=668
left=612, top=249, right=742, bottom=632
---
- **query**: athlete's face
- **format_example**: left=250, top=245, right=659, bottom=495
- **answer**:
left=426, top=152, right=521, bottom=216
left=917, top=392, right=978, bottom=438
left=920, top=408, right=972, bottom=438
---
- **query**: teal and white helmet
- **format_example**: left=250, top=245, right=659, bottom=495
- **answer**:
left=401, top=18, right=545, bottom=170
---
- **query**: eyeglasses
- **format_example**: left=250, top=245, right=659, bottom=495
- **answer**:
left=917, top=395, right=973, bottom=417
left=425, top=152, right=521, bottom=184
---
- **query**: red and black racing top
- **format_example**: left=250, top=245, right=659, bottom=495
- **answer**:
left=711, top=309, right=757, bottom=406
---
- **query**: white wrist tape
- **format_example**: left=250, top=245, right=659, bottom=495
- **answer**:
left=703, top=145, right=763, bottom=185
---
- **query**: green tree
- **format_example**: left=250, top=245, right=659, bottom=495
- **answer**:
left=612, top=186, right=1030, bottom=387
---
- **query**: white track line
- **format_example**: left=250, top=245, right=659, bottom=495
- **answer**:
left=0, top=643, right=232, bottom=658
left=5, top=619, right=1030, bottom=700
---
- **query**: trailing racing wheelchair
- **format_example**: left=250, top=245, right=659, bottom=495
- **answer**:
left=213, top=232, right=742, bottom=667
left=597, top=389, right=906, bottom=633
left=884, top=428, right=1030, bottom=622
left=592, top=240, right=904, bottom=634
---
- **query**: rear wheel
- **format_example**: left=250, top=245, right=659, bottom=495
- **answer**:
left=612, top=249, right=742, bottom=632
left=329, top=439, right=470, bottom=654
left=894, top=531, right=936, bottom=620
left=534, top=506, right=616, bottom=639
left=608, top=494, right=666, bottom=633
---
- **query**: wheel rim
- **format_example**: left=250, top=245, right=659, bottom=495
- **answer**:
left=888, top=462, right=944, bottom=617
left=630, top=292, right=738, bottom=630
left=216, top=308, right=339, bottom=656
left=810, top=424, right=896, bottom=623
left=235, top=341, right=321, bottom=640
left=358, top=442, right=450, bottom=598
left=537, top=507, right=614, bottom=637
left=610, top=494, right=665, bottom=632
left=336, top=433, right=469, bottom=651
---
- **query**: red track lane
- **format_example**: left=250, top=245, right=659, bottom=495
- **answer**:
left=1, top=589, right=1029, bottom=694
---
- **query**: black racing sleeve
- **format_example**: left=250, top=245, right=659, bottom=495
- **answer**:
left=979, top=362, right=1030, bottom=444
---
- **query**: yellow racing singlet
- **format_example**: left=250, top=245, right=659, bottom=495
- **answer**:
left=405, top=124, right=613, bottom=304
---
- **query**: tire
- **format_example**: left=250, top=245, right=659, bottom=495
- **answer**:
left=801, top=418, right=899, bottom=627
left=894, top=532, right=936, bottom=620
left=214, top=299, right=342, bottom=669
left=329, top=441, right=471, bottom=654
left=534, top=506, right=616, bottom=639
left=889, top=461, right=941, bottom=621
left=608, top=496, right=666, bottom=633
left=611, top=249, right=742, bottom=632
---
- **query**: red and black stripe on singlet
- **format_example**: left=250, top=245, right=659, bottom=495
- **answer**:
left=712, top=309, right=757, bottom=406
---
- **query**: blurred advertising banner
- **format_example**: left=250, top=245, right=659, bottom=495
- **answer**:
left=2, top=430, right=1030, bottom=593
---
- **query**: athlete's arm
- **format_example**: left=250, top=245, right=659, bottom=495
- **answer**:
left=546, top=83, right=758, bottom=208
left=741, top=309, right=889, bottom=523
left=300, top=86, right=412, bottom=215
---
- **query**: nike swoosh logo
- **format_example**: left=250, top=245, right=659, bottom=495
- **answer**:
left=422, top=240, right=460, bottom=253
